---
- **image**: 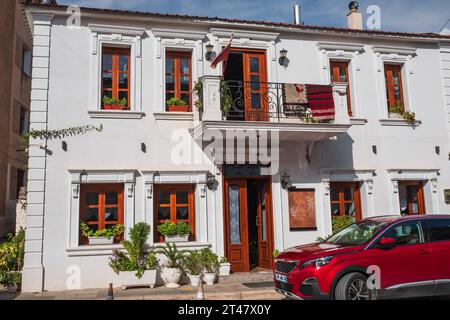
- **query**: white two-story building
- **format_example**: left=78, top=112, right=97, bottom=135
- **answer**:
left=22, top=2, right=450, bottom=292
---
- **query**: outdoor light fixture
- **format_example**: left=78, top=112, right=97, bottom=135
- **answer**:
left=205, top=43, right=214, bottom=61
left=206, top=172, right=218, bottom=191
left=279, top=49, right=288, bottom=66
left=281, top=172, right=290, bottom=190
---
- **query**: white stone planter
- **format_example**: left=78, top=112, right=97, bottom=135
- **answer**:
left=204, top=273, right=216, bottom=285
left=388, top=112, right=403, bottom=119
left=6, top=284, right=19, bottom=293
left=88, top=237, right=114, bottom=245
left=162, top=268, right=182, bottom=288
left=119, top=270, right=157, bottom=289
left=187, top=274, right=201, bottom=287
left=165, top=234, right=189, bottom=242
left=219, top=262, right=231, bottom=276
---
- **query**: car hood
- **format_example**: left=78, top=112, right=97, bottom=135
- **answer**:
left=278, top=243, right=363, bottom=261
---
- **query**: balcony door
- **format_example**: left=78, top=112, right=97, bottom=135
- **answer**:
left=243, top=52, right=268, bottom=122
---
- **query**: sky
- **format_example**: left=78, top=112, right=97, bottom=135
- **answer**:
left=57, top=0, right=450, bottom=33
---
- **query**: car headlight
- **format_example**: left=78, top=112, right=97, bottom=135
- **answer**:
left=300, top=256, right=334, bottom=269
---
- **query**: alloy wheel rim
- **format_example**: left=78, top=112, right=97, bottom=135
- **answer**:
left=348, top=279, right=370, bottom=300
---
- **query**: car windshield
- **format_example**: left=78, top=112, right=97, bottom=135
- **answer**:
left=325, top=220, right=390, bottom=246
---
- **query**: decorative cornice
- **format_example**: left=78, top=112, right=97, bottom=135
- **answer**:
left=210, top=28, right=279, bottom=41
left=379, top=118, right=422, bottom=127
left=317, top=42, right=365, bottom=52
left=152, top=28, right=207, bottom=40
left=153, top=112, right=194, bottom=121
left=89, top=24, right=146, bottom=37
left=88, top=110, right=145, bottom=119
left=372, top=46, right=417, bottom=56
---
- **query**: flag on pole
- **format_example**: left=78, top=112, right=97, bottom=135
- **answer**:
left=210, top=33, right=233, bottom=71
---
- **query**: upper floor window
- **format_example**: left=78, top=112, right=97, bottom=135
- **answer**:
left=330, top=182, right=362, bottom=222
left=154, top=184, right=195, bottom=242
left=384, top=64, right=404, bottom=112
left=19, top=106, right=29, bottom=135
left=22, top=48, right=31, bottom=77
left=102, top=47, right=130, bottom=110
left=165, top=51, right=192, bottom=112
left=79, top=183, right=124, bottom=244
left=330, top=61, right=352, bottom=116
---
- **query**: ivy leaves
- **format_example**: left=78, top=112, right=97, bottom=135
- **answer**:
left=25, top=124, right=103, bottom=141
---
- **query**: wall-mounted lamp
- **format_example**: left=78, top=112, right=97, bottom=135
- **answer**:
left=62, top=141, right=67, bottom=152
left=281, top=172, right=290, bottom=190
left=141, top=143, right=147, bottom=153
left=206, top=172, right=218, bottom=191
left=279, top=49, right=288, bottom=66
left=205, top=43, right=215, bottom=61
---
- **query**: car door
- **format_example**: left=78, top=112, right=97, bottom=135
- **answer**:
left=367, top=220, right=435, bottom=299
left=424, top=218, right=450, bottom=295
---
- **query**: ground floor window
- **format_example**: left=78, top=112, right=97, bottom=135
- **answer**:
left=154, top=184, right=195, bottom=242
left=398, top=181, right=426, bottom=215
left=79, top=183, right=124, bottom=244
left=330, top=182, right=362, bottom=222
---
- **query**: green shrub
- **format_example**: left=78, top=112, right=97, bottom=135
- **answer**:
left=166, top=97, right=187, bottom=106
left=184, top=250, right=203, bottom=276
left=332, top=216, right=355, bottom=234
left=80, top=222, right=124, bottom=239
left=156, top=243, right=189, bottom=270
left=157, top=221, right=192, bottom=236
left=272, top=249, right=281, bottom=260
left=103, top=96, right=127, bottom=106
left=0, top=230, right=25, bottom=287
left=199, top=248, right=219, bottom=274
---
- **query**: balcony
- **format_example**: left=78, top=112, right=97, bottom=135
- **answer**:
left=194, top=76, right=352, bottom=142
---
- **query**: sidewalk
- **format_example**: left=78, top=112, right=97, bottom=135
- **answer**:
left=1, top=282, right=282, bottom=300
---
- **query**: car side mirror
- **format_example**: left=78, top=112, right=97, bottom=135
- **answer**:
left=378, top=237, right=396, bottom=250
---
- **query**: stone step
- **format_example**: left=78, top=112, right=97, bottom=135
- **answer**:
left=218, top=271, right=273, bottom=284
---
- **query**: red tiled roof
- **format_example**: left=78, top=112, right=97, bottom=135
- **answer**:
left=25, top=2, right=450, bottom=40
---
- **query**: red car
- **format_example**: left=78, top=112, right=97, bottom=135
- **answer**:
left=274, top=215, right=450, bottom=300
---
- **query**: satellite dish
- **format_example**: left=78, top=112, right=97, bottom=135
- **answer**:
left=349, top=1, right=359, bottom=11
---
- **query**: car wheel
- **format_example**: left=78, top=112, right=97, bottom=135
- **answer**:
left=335, top=272, right=370, bottom=300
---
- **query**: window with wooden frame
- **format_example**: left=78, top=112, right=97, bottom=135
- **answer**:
left=330, top=182, right=362, bottom=222
left=384, top=64, right=405, bottom=112
left=330, top=61, right=352, bottom=116
left=79, top=184, right=124, bottom=244
left=154, top=184, right=195, bottom=242
left=398, top=181, right=426, bottom=215
left=165, top=51, right=192, bottom=112
left=102, top=47, right=131, bottom=110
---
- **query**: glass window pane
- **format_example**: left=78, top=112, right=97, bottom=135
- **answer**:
left=330, top=187, right=339, bottom=202
left=250, top=77, right=260, bottom=90
left=176, top=191, right=188, bottom=204
left=176, top=207, right=189, bottom=220
left=158, top=207, right=170, bottom=220
left=166, top=76, right=174, bottom=91
left=119, top=74, right=128, bottom=89
left=158, top=191, right=170, bottom=204
left=102, top=90, right=112, bottom=99
left=118, top=91, right=128, bottom=105
left=119, top=55, right=128, bottom=71
left=105, top=207, right=118, bottom=221
left=86, top=192, right=99, bottom=205
left=345, top=203, right=356, bottom=217
left=105, top=191, right=118, bottom=205
left=429, top=219, right=450, bottom=241
left=102, top=73, right=112, bottom=89
left=399, top=185, right=408, bottom=215
left=343, top=188, right=354, bottom=201
left=85, top=208, right=98, bottom=222
left=229, top=185, right=241, bottom=244
left=251, top=93, right=261, bottom=109
left=339, top=68, right=347, bottom=82
left=250, top=57, right=259, bottom=73
left=102, top=54, right=112, bottom=70
left=180, top=59, right=190, bottom=74
left=260, top=184, right=267, bottom=242
left=382, top=222, right=422, bottom=245
left=331, top=203, right=340, bottom=216
left=180, top=76, right=189, bottom=91
left=166, top=57, right=174, bottom=74
left=180, top=94, right=189, bottom=105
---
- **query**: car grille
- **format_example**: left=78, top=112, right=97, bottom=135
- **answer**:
left=275, top=260, right=299, bottom=274
left=275, top=281, right=293, bottom=292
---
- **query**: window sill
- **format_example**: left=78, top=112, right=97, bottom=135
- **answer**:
left=349, top=118, right=368, bottom=126
left=379, top=118, right=422, bottom=127
left=153, top=112, right=194, bottom=121
left=88, top=110, right=146, bottom=119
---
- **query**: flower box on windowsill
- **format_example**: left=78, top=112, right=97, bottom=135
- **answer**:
left=119, top=270, right=157, bottom=289
left=103, top=104, right=127, bottom=111
left=165, top=234, right=189, bottom=243
left=88, top=237, right=114, bottom=245
left=388, top=112, right=403, bottom=119
left=167, top=105, right=189, bottom=112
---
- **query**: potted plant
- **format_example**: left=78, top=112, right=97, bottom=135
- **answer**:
left=166, top=97, right=188, bottom=112
left=103, top=96, right=128, bottom=110
left=0, top=271, right=22, bottom=293
left=80, top=222, right=124, bottom=245
left=109, top=222, right=159, bottom=289
left=184, top=250, right=202, bottom=287
left=218, top=256, right=231, bottom=276
left=0, top=230, right=24, bottom=293
left=200, top=248, right=219, bottom=285
left=157, top=221, right=192, bottom=242
left=156, top=243, right=188, bottom=288
left=388, top=102, right=404, bottom=119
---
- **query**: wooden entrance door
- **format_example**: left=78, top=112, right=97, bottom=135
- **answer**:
left=243, top=52, right=268, bottom=122
left=256, top=179, right=273, bottom=269
left=224, top=179, right=249, bottom=272
left=398, top=181, right=426, bottom=215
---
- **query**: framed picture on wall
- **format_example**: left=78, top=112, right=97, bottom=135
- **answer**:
left=288, top=188, right=317, bottom=231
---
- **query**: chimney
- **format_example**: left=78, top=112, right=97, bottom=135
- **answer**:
left=294, top=4, right=302, bottom=25
left=347, top=1, right=363, bottom=30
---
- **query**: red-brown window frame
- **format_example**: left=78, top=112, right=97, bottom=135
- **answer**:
left=79, top=183, right=124, bottom=244
left=165, top=51, right=192, bottom=112
left=330, top=60, right=352, bottom=117
left=398, top=181, right=426, bottom=215
left=384, top=63, right=405, bottom=112
left=153, top=184, right=196, bottom=242
left=102, top=47, right=131, bottom=109
left=330, top=182, right=362, bottom=222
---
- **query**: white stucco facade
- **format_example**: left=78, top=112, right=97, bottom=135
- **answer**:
left=22, top=4, right=450, bottom=292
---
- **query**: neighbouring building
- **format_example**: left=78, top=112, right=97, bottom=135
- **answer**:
left=0, top=0, right=34, bottom=238
left=22, top=2, right=450, bottom=292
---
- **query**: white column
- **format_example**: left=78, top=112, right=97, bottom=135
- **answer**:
left=201, top=75, right=222, bottom=121
left=332, top=83, right=350, bottom=125
left=22, top=13, right=54, bottom=293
